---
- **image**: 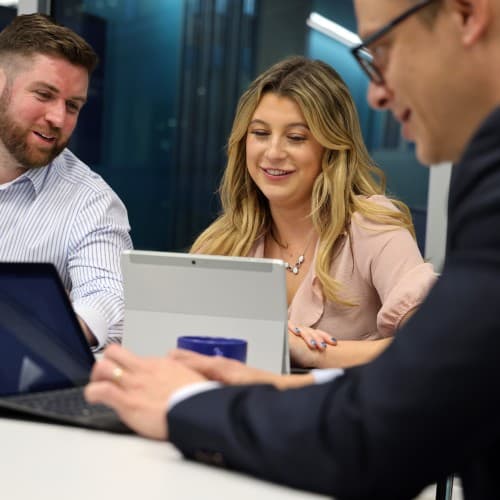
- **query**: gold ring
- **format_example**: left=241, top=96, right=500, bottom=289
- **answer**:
left=111, top=366, right=123, bottom=384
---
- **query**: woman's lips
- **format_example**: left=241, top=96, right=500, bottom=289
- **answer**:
left=261, top=167, right=293, bottom=179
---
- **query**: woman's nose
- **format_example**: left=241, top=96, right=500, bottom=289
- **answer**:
left=264, top=137, right=287, bottom=161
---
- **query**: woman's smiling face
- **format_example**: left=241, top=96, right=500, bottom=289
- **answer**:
left=245, top=92, right=324, bottom=211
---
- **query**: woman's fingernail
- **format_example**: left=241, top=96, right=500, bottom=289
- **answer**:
left=321, top=342, right=327, bottom=348
left=330, top=337, right=337, bottom=345
left=293, top=327, right=301, bottom=334
left=310, top=340, right=317, bottom=346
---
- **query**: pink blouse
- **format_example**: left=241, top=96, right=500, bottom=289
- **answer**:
left=249, top=195, right=437, bottom=340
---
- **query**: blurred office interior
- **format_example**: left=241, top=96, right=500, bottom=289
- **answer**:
left=2, top=0, right=430, bottom=255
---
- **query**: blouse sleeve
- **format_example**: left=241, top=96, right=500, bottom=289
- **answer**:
left=350, top=198, right=437, bottom=337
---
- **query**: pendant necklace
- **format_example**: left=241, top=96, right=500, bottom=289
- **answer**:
left=281, top=232, right=315, bottom=276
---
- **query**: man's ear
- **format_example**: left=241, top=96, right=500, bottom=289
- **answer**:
left=450, top=0, right=491, bottom=46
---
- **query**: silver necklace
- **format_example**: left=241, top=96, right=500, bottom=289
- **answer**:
left=282, top=233, right=315, bottom=275
left=285, top=255, right=305, bottom=275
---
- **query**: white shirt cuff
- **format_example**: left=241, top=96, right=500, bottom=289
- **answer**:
left=167, top=381, right=222, bottom=412
left=72, top=303, right=108, bottom=350
left=311, top=368, right=344, bottom=384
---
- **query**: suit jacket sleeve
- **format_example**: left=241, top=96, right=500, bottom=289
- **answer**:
left=168, top=108, right=500, bottom=499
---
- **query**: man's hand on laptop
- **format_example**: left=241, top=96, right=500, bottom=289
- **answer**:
left=84, top=344, right=206, bottom=440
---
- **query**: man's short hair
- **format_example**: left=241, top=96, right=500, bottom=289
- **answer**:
left=409, top=0, right=442, bottom=25
left=0, top=13, right=98, bottom=74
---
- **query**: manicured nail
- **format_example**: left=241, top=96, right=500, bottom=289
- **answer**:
left=330, top=337, right=337, bottom=345
left=321, top=342, right=327, bottom=348
left=310, top=340, right=317, bottom=346
left=293, top=327, right=301, bottom=334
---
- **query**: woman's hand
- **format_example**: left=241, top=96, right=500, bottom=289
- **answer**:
left=289, top=333, right=394, bottom=369
left=288, top=321, right=337, bottom=351
left=288, top=332, right=323, bottom=368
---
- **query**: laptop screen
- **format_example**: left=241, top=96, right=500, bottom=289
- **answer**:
left=0, top=263, right=95, bottom=397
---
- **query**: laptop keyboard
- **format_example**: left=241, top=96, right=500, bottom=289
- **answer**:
left=4, top=386, right=115, bottom=418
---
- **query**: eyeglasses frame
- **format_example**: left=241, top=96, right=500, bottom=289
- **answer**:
left=351, top=0, right=438, bottom=84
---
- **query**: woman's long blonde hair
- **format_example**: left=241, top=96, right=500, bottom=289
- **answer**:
left=191, top=56, right=415, bottom=305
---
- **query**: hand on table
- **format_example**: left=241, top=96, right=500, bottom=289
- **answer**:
left=84, top=344, right=206, bottom=440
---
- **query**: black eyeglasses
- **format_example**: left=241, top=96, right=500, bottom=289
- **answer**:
left=351, top=0, right=437, bottom=84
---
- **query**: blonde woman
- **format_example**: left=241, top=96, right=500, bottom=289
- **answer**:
left=191, top=56, right=436, bottom=369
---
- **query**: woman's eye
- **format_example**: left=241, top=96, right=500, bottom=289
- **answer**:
left=288, top=135, right=306, bottom=143
left=250, top=130, right=269, bottom=137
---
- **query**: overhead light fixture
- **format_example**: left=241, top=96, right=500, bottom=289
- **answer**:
left=306, top=12, right=361, bottom=48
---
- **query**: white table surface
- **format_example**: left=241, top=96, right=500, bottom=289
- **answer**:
left=0, top=416, right=330, bottom=500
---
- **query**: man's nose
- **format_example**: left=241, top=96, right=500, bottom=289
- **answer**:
left=45, top=100, right=65, bottom=128
left=367, top=81, right=391, bottom=110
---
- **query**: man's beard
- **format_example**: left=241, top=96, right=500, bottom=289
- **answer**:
left=0, top=86, right=68, bottom=169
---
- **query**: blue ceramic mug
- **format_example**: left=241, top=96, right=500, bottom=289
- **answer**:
left=177, top=336, right=247, bottom=363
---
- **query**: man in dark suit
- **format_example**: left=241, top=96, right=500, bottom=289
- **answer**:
left=85, top=0, right=500, bottom=498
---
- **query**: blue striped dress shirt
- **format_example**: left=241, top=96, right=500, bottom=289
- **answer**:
left=0, top=148, right=132, bottom=349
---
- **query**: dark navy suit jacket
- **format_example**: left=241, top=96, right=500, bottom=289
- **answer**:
left=169, top=108, right=500, bottom=500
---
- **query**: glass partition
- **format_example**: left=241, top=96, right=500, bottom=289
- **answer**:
left=0, top=2, right=17, bottom=27
left=51, top=0, right=256, bottom=251
left=47, top=0, right=428, bottom=253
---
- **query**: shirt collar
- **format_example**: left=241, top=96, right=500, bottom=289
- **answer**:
left=19, top=164, right=51, bottom=196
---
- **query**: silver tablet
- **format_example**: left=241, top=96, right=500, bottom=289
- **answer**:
left=121, top=250, right=289, bottom=374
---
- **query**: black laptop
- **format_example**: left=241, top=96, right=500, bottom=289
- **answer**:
left=0, top=262, right=130, bottom=433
